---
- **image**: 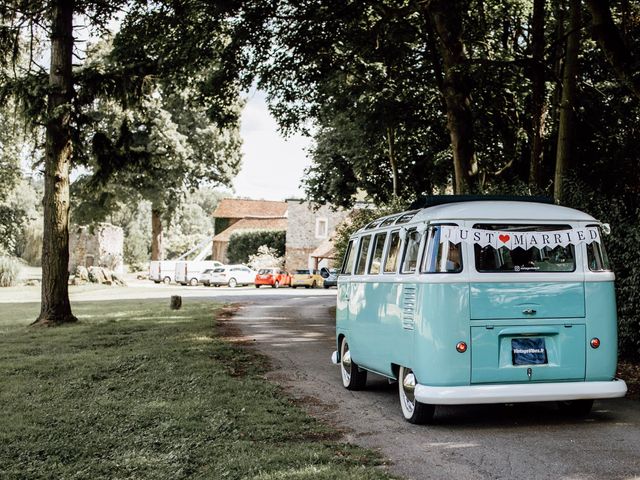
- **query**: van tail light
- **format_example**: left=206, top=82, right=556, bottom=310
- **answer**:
left=590, top=338, right=601, bottom=349
left=456, top=341, right=467, bottom=353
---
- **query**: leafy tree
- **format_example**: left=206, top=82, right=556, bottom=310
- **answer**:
left=75, top=84, right=242, bottom=261
left=1, top=1, right=127, bottom=325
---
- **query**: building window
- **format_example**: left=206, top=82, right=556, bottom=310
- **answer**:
left=316, top=218, right=328, bottom=239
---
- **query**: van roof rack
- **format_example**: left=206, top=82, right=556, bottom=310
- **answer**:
left=409, top=195, right=554, bottom=210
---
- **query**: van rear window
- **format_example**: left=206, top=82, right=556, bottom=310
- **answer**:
left=473, top=224, right=575, bottom=273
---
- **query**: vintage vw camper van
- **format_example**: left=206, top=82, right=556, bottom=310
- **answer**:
left=333, top=199, right=627, bottom=423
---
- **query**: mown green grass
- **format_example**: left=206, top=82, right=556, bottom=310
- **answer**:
left=0, top=300, right=393, bottom=479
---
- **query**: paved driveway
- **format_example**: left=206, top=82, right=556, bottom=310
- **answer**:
left=230, top=293, right=640, bottom=480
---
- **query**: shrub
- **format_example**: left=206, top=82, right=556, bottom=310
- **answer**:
left=0, top=256, right=21, bottom=287
left=227, top=230, right=286, bottom=264
left=247, top=245, right=284, bottom=270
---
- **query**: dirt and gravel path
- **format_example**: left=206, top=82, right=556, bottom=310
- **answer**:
left=230, top=293, right=640, bottom=480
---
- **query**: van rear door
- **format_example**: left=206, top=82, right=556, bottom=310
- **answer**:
left=469, top=224, right=585, bottom=384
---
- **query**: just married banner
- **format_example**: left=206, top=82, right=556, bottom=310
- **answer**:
left=438, top=225, right=601, bottom=250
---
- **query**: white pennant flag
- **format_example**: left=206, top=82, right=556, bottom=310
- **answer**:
left=439, top=226, right=600, bottom=250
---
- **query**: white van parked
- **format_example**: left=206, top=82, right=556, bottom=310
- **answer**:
left=175, top=260, right=222, bottom=286
left=149, top=261, right=177, bottom=284
left=204, top=265, right=256, bottom=288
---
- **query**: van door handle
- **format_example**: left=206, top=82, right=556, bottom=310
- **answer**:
left=522, top=309, right=537, bottom=315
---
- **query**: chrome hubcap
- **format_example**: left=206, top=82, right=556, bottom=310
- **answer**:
left=341, top=342, right=352, bottom=384
left=400, top=369, right=416, bottom=415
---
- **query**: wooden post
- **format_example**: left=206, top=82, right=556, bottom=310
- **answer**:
left=170, top=295, right=182, bottom=310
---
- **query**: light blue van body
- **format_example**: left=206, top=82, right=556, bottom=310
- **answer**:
left=335, top=201, right=626, bottom=405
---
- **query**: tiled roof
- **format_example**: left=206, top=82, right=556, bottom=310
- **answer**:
left=212, top=198, right=288, bottom=219
left=212, top=218, right=288, bottom=242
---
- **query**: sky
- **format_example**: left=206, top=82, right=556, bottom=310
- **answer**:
left=231, top=90, right=313, bottom=201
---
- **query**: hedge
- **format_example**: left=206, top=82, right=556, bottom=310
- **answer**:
left=227, top=230, right=286, bottom=265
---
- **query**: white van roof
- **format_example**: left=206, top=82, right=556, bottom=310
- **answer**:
left=358, top=201, right=596, bottom=234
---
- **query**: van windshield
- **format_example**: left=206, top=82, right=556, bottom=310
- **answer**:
left=473, top=224, right=575, bottom=273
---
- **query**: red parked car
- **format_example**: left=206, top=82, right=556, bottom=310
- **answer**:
left=255, top=268, right=291, bottom=288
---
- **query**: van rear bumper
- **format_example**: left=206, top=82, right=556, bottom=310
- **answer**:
left=414, top=379, right=627, bottom=405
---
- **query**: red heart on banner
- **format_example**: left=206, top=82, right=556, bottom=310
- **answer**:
left=499, top=234, right=510, bottom=243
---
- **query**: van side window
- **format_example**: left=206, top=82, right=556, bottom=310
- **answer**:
left=384, top=231, right=401, bottom=273
left=586, top=225, right=611, bottom=271
left=422, top=225, right=463, bottom=273
left=355, top=235, right=372, bottom=275
left=368, top=232, right=387, bottom=274
left=401, top=228, right=421, bottom=274
left=342, top=240, right=356, bottom=275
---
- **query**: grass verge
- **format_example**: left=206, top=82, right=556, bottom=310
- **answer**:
left=0, top=300, right=393, bottom=479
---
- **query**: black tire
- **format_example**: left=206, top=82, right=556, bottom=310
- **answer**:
left=189, top=278, right=198, bottom=287
left=340, top=339, right=367, bottom=390
left=274, top=280, right=280, bottom=289
left=228, top=278, right=237, bottom=288
left=324, top=284, right=330, bottom=289
left=398, top=366, right=435, bottom=424
left=153, top=280, right=161, bottom=284
left=292, top=286, right=297, bottom=289
left=557, top=399, right=594, bottom=417
left=255, top=284, right=260, bottom=288
left=163, top=276, right=171, bottom=284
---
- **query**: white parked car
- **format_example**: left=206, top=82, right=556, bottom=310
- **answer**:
left=203, top=265, right=256, bottom=288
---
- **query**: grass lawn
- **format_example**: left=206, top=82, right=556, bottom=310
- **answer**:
left=0, top=300, right=393, bottom=479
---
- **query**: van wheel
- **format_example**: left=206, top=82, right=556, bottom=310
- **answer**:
left=255, top=284, right=260, bottom=288
left=228, top=278, right=237, bottom=288
left=398, top=366, right=435, bottom=424
left=163, top=276, right=171, bottom=284
left=274, top=280, right=280, bottom=289
left=189, top=278, right=198, bottom=287
left=340, top=339, right=367, bottom=390
left=557, top=399, right=594, bottom=417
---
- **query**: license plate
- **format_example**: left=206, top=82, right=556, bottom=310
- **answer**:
left=512, top=338, right=547, bottom=365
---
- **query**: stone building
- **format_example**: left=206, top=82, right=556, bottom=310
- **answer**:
left=284, top=199, right=351, bottom=270
left=68, top=223, right=124, bottom=274
left=211, top=198, right=288, bottom=263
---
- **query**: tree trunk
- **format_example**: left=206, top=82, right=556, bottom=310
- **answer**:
left=151, top=208, right=164, bottom=261
left=554, top=0, right=580, bottom=203
left=34, top=0, right=76, bottom=326
left=386, top=127, right=399, bottom=198
left=427, top=0, right=478, bottom=194
left=529, top=0, right=546, bottom=188
left=585, top=0, right=640, bottom=100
